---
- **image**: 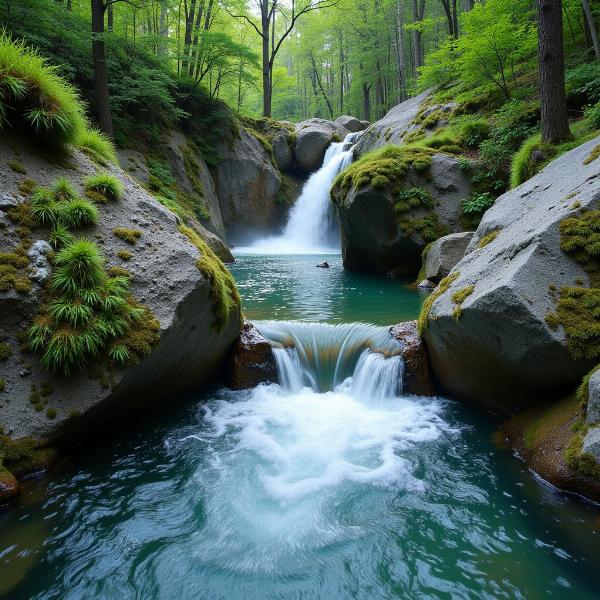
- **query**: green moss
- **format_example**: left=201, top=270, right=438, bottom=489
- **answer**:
left=6, top=201, right=36, bottom=228
left=417, top=271, right=460, bottom=335
left=117, top=250, right=132, bottom=261
left=0, top=378, right=5, bottom=392
left=179, top=225, right=241, bottom=332
left=113, top=227, right=142, bottom=245
left=107, top=266, right=131, bottom=278
left=451, top=284, right=475, bottom=320
left=583, top=144, right=600, bottom=165
left=0, top=343, right=11, bottom=361
left=478, top=229, right=500, bottom=248
left=565, top=423, right=600, bottom=479
left=29, top=384, right=46, bottom=412
left=332, top=145, right=434, bottom=195
left=395, top=187, right=434, bottom=215
left=398, top=213, right=449, bottom=243
left=0, top=427, right=56, bottom=479
left=415, top=242, right=433, bottom=284
left=8, top=159, right=27, bottom=174
left=84, top=172, right=123, bottom=202
left=559, top=210, right=600, bottom=282
left=46, top=407, right=57, bottom=419
left=523, top=394, right=579, bottom=450
left=510, top=134, right=549, bottom=188
left=18, top=178, right=37, bottom=196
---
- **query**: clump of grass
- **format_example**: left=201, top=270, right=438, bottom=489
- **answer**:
left=113, top=227, right=141, bottom=245
left=18, top=178, right=37, bottom=196
left=583, top=144, right=600, bottom=166
left=0, top=31, right=86, bottom=144
left=178, top=225, right=241, bottom=332
left=74, top=128, right=117, bottom=165
left=398, top=213, right=449, bottom=243
left=417, top=271, right=460, bottom=335
left=57, top=198, right=98, bottom=228
left=0, top=378, right=5, bottom=392
left=107, top=266, right=131, bottom=278
left=52, top=177, right=77, bottom=201
left=0, top=342, right=11, bottom=361
left=8, top=159, right=26, bottom=174
left=27, top=238, right=159, bottom=374
left=46, top=407, right=57, bottom=419
left=49, top=222, right=74, bottom=250
left=117, top=250, right=132, bottom=261
left=84, top=172, right=123, bottom=202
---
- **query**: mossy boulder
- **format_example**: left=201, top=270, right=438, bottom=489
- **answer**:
left=331, top=149, right=472, bottom=276
left=294, top=118, right=349, bottom=174
left=0, top=132, right=241, bottom=449
left=423, top=135, right=600, bottom=414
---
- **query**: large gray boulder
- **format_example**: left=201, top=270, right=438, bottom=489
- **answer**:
left=294, top=118, right=349, bottom=174
left=272, top=130, right=293, bottom=172
left=582, top=426, right=600, bottom=463
left=354, top=90, right=432, bottom=156
left=425, top=232, right=474, bottom=282
left=335, top=115, right=367, bottom=133
left=423, top=136, right=600, bottom=414
left=214, top=128, right=285, bottom=243
left=586, top=369, right=600, bottom=423
left=332, top=153, right=473, bottom=276
left=0, top=134, right=241, bottom=442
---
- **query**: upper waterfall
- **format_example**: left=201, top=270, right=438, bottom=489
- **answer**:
left=239, top=132, right=362, bottom=254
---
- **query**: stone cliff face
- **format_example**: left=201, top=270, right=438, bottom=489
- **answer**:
left=0, top=135, right=242, bottom=448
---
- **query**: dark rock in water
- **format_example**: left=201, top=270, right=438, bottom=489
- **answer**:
left=417, top=279, right=436, bottom=290
left=229, top=323, right=277, bottom=390
left=0, top=471, right=19, bottom=503
left=316, top=262, right=330, bottom=269
left=390, top=321, right=434, bottom=396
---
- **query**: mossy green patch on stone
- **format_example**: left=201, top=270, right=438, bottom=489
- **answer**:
left=0, top=343, right=11, bottom=361
left=395, top=187, right=434, bottom=215
left=0, top=427, right=56, bottom=478
left=398, top=213, right=449, bottom=243
left=113, top=227, right=142, bottom=245
left=451, top=285, right=475, bottom=320
left=8, top=159, right=27, bottom=174
left=478, top=229, right=500, bottom=248
left=417, top=271, right=460, bottom=335
left=117, top=250, right=132, bottom=261
left=583, top=144, right=600, bottom=165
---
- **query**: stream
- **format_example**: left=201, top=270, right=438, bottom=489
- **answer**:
left=1, top=136, right=600, bottom=599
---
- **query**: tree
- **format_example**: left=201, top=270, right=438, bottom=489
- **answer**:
left=581, top=0, right=600, bottom=62
left=226, top=0, right=338, bottom=117
left=91, top=0, right=114, bottom=136
left=538, top=0, right=571, bottom=143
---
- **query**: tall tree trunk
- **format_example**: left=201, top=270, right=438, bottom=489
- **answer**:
left=262, top=2, right=271, bottom=117
left=67, top=0, right=72, bottom=10
left=395, top=0, right=405, bottom=103
left=538, top=0, right=570, bottom=143
left=412, top=0, right=425, bottom=75
left=581, top=0, right=600, bottom=62
left=159, top=0, right=168, bottom=55
left=183, top=0, right=197, bottom=72
left=188, top=0, right=205, bottom=76
left=310, top=53, right=334, bottom=118
left=107, top=3, right=113, bottom=31
left=204, top=0, right=214, bottom=29
left=91, top=0, right=114, bottom=137
left=362, top=82, right=371, bottom=121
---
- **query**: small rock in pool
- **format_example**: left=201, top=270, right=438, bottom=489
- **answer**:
left=417, top=279, right=436, bottom=290
left=316, top=262, right=330, bottom=269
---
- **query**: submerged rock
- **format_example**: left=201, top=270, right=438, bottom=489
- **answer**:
left=229, top=323, right=277, bottom=390
left=423, top=136, right=600, bottom=413
left=316, top=261, right=330, bottom=269
left=294, top=118, right=349, bottom=174
left=390, top=321, right=434, bottom=396
left=424, top=232, right=474, bottom=283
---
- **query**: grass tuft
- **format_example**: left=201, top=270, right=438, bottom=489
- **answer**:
left=113, top=227, right=141, bottom=245
left=84, top=172, right=123, bottom=202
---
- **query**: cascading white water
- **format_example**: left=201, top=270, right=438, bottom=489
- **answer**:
left=239, top=132, right=361, bottom=254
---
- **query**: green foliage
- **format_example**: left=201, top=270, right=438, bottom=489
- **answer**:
left=117, top=250, right=132, bottom=261
left=178, top=225, right=240, bottom=332
left=75, top=128, right=117, bottom=165
left=0, top=428, right=55, bottom=477
left=147, top=158, right=175, bottom=188
left=0, top=31, right=86, bottom=144
left=28, top=238, right=158, bottom=374
left=398, top=213, right=449, bottom=243
left=0, top=342, right=11, bottom=361
left=52, top=177, right=77, bottom=201
left=57, top=198, right=98, bottom=228
left=418, top=272, right=460, bottom=335
left=395, top=187, right=434, bottom=215
left=510, top=134, right=546, bottom=188
left=566, top=63, right=600, bottom=107
left=113, top=227, right=141, bottom=245
left=451, top=285, right=475, bottom=320
left=463, top=192, right=495, bottom=217
left=584, top=102, right=600, bottom=130
left=565, top=423, right=600, bottom=480
left=84, top=172, right=123, bottom=202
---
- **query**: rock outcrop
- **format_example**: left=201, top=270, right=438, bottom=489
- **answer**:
left=294, top=118, right=349, bottom=174
left=332, top=152, right=473, bottom=276
left=423, top=136, right=600, bottom=414
left=586, top=369, right=600, bottom=423
left=335, top=115, right=367, bottom=133
left=354, top=90, right=431, bottom=156
left=214, top=127, right=285, bottom=242
left=424, top=232, right=474, bottom=283
left=228, top=322, right=277, bottom=390
left=0, top=134, right=241, bottom=444
left=390, top=321, right=434, bottom=396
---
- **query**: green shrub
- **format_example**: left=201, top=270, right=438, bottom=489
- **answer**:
left=74, top=128, right=117, bottom=165
left=0, top=31, right=86, bottom=144
left=31, top=188, right=59, bottom=225
left=463, top=192, right=495, bottom=216
left=0, top=342, right=11, bottom=361
left=566, top=63, right=600, bottom=106
left=49, top=223, right=74, bottom=249
left=56, top=198, right=98, bottom=228
left=84, top=172, right=123, bottom=202
left=584, top=102, right=600, bottom=131
left=458, top=118, right=490, bottom=148
left=113, top=227, right=142, bottom=244
left=395, top=187, right=434, bottom=214
left=51, top=177, right=77, bottom=201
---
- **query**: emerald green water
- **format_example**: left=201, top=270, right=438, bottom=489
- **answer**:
left=1, top=252, right=599, bottom=599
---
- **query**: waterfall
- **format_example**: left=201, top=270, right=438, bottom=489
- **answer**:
left=239, top=132, right=362, bottom=254
left=257, top=320, right=404, bottom=400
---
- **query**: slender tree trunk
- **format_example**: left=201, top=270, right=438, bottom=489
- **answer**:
left=310, top=53, right=334, bottom=118
left=107, top=3, right=113, bottom=31
left=67, top=0, right=72, bottom=10
left=538, top=0, right=571, bottom=143
left=395, top=0, right=405, bottom=103
left=581, top=0, right=600, bottom=62
left=91, top=0, right=113, bottom=136
left=188, top=0, right=205, bottom=76
left=262, top=2, right=271, bottom=117
left=159, top=0, right=168, bottom=55
left=362, top=82, right=371, bottom=121
left=204, top=0, right=214, bottom=30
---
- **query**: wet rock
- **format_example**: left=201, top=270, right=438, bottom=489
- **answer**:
left=335, top=115, right=367, bottom=133
left=316, top=261, right=330, bottom=268
left=0, top=471, right=19, bottom=503
left=294, top=118, right=349, bottom=174
left=582, top=426, right=600, bottom=462
left=390, top=321, right=434, bottom=396
left=272, top=130, right=293, bottom=172
left=424, top=232, right=474, bottom=283
left=229, top=323, right=277, bottom=390
left=417, top=279, right=436, bottom=290
left=586, top=369, right=600, bottom=423
left=0, top=194, right=21, bottom=210
left=27, top=240, right=53, bottom=284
